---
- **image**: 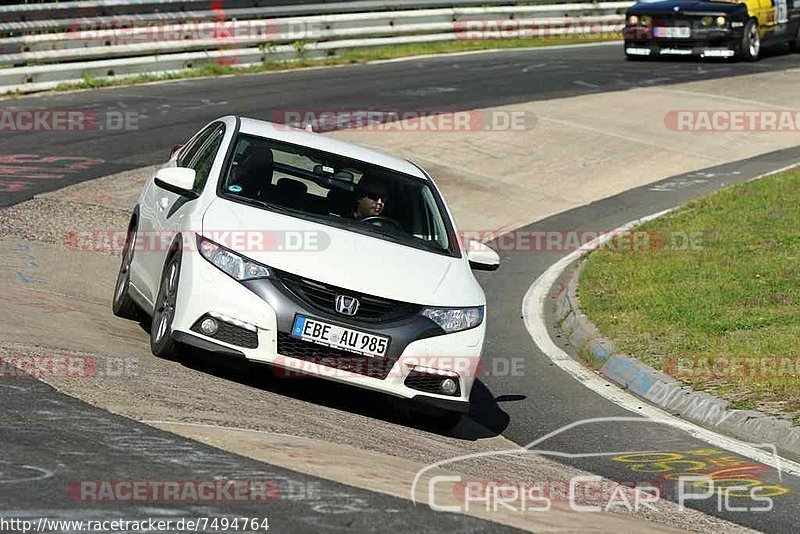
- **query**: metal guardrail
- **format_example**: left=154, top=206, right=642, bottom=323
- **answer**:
left=0, top=0, right=616, bottom=34
left=0, top=0, right=340, bottom=23
left=0, top=2, right=632, bottom=94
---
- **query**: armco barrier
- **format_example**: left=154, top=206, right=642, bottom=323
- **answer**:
left=0, top=1, right=632, bottom=94
left=0, top=0, right=618, bottom=26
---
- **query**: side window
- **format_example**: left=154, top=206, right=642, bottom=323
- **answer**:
left=187, top=125, right=226, bottom=193
left=177, top=124, right=217, bottom=167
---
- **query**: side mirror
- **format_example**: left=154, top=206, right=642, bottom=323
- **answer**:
left=170, top=144, right=184, bottom=159
left=467, top=240, right=500, bottom=271
left=154, top=167, right=197, bottom=197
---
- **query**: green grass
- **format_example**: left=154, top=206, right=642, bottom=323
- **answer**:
left=579, top=169, right=800, bottom=422
left=40, top=35, right=619, bottom=94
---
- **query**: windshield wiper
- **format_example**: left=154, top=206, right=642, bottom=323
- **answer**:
left=360, top=225, right=448, bottom=252
left=234, top=196, right=301, bottom=217
left=359, top=225, right=407, bottom=244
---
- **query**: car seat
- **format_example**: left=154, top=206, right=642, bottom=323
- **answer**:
left=326, top=187, right=354, bottom=217
left=232, top=147, right=274, bottom=200
left=276, top=178, right=308, bottom=210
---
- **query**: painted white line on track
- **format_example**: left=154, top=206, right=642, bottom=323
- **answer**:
left=522, top=165, right=800, bottom=478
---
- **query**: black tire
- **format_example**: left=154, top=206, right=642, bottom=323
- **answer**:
left=790, top=24, right=800, bottom=53
left=739, top=19, right=761, bottom=61
left=150, top=248, right=186, bottom=359
left=112, top=220, right=142, bottom=320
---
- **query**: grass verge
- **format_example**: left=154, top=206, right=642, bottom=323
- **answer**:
left=39, top=36, right=620, bottom=94
left=579, top=169, right=800, bottom=423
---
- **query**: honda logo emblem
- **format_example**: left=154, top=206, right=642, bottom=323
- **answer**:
left=335, top=295, right=360, bottom=316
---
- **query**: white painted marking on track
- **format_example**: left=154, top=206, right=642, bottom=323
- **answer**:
left=647, top=87, right=782, bottom=108
left=540, top=116, right=718, bottom=160
left=521, top=63, right=547, bottom=72
left=521, top=164, right=800, bottom=478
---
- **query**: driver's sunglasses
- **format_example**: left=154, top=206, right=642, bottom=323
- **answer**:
left=365, top=191, right=387, bottom=202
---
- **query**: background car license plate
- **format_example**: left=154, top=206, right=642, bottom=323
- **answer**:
left=292, top=316, right=389, bottom=358
left=654, top=26, right=690, bottom=38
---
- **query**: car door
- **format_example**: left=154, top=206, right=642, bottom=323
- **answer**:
left=135, top=123, right=223, bottom=303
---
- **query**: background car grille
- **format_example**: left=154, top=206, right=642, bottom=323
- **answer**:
left=276, top=333, right=392, bottom=379
left=275, top=270, right=422, bottom=323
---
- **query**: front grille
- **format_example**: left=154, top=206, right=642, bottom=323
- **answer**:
left=404, top=369, right=461, bottom=397
left=191, top=315, right=258, bottom=349
left=652, top=17, right=691, bottom=27
left=276, top=333, right=392, bottom=379
left=275, top=270, right=422, bottom=323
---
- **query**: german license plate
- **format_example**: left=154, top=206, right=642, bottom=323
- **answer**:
left=291, top=316, right=389, bottom=358
left=654, top=26, right=690, bottom=38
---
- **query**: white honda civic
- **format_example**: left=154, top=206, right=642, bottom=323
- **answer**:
left=113, top=116, right=499, bottom=427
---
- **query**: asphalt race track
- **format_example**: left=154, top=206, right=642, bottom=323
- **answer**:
left=2, top=42, right=800, bottom=206
left=0, top=374, right=513, bottom=533
left=3, top=42, right=800, bottom=532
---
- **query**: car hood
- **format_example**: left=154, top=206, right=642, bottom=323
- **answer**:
left=628, top=0, right=745, bottom=14
left=202, top=198, right=484, bottom=307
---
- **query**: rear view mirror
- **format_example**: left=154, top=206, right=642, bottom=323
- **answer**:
left=467, top=240, right=500, bottom=271
left=155, top=167, right=197, bottom=197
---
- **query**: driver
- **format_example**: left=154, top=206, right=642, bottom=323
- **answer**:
left=352, top=177, right=388, bottom=220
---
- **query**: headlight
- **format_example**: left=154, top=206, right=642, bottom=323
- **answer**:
left=421, top=307, right=484, bottom=333
left=628, top=15, right=639, bottom=25
left=640, top=16, right=652, bottom=26
left=701, top=16, right=713, bottom=27
left=716, top=16, right=726, bottom=26
left=198, top=236, right=271, bottom=281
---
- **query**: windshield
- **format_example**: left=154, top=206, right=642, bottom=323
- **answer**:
left=219, top=134, right=456, bottom=255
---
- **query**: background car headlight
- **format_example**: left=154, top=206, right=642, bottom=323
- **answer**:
left=715, top=16, right=726, bottom=26
left=701, top=16, right=713, bottom=27
left=198, top=236, right=271, bottom=281
left=421, top=307, right=484, bottom=333
left=628, top=15, right=639, bottom=25
left=640, top=16, right=652, bottom=26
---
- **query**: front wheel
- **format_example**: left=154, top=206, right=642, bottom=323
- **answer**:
left=739, top=20, right=760, bottom=61
left=150, top=250, right=186, bottom=359
left=112, top=221, right=142, bottom=320
left=790, top=24, right=800, bottom=53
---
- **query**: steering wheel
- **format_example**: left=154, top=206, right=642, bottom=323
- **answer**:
left=360, top=216, right=404, bottom=232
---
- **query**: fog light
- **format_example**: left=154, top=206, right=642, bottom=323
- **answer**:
left=200, top=317, right=219, bottom=336
left=441, top=378, right=458, bottom=395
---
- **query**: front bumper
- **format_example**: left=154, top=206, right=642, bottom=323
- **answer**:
left=170, top=249, right=484, bottom=411
left=623, top=25, right=743, bottom=58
